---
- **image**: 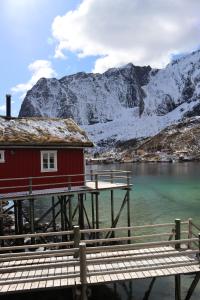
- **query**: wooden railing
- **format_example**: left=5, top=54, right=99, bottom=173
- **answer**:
left=0, top=218, right=198, bottom=252
left=0, top=170, right=131, bottom=196
left=0, top=219, right=199, bottom=298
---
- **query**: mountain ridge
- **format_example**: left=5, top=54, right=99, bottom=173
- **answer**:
left=19, top=50, right=200, bottom=149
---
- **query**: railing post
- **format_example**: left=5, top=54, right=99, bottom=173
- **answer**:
left=90, top=170, right=93, bottom=181
left=79, top=242, right=87, bottom=300
left=68, top=176, right=71, bottom=191
left=127, top=172, right=130, bottom=187
left=73, top=225, right=80, bottom=258
left=188, top=218, right=192, bottom=249
left=110, top=170, right=113, bottom=184
left=29, top=177, right=32, bottom=194
left=95, top=174, right=98, bottom=190
left=198, top=233, right=200, bottom=262
left=175, top=219, right=181, bottom=250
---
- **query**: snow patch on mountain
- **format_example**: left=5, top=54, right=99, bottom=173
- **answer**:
left=19, top=50, right=200, bottom=148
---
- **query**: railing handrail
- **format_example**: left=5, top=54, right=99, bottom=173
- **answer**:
left=0, top=220, right=189, bottom=240
left=0, top=170, right=131, bottom=183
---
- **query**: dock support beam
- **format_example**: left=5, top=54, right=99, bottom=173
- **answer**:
left=0, top=202, right=4, bottom=246
left=185, top=273, right=200, bottom=300
left=175, top=219, right=181, bottom=250
left=111, top=190, right=115, bottom=238
left=79, top=193, right=85, bottom=231
left=95, top=192, right=100, bottom=239
left=175, top=275, right=181, bottom=300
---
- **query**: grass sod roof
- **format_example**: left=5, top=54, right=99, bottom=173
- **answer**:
left=0, top=117, right=93, bottom=147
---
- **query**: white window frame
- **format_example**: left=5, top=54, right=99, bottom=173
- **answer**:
left=0, top=150, right=5, bottom=163
left=40, top=150, right=58, bottom=172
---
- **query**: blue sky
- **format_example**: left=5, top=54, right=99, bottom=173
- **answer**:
left=0, top=0, right=200, bottom=116
left=0, top=0, right=95, bottom=115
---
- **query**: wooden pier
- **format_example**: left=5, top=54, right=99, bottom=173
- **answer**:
left=0, top=219, right=199, bottom=299
left=1, top=171, right=200, bottom=299
left=0, top=170, right=132, bottom=239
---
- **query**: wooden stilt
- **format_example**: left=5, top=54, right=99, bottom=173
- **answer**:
left=79, top=193, right=85, bottom=230
left=91, top=193, right=95, bottom=239
left=17, top=200, right=24, bottom=234
left=14, top=200, right=18, bottom=235
left=0, top=201, right=4, bottom=246
left=68, top=195, right=73, bottom=230
left=175, top=274, right=181, bottom=300
left=29, top=198, right=35, bottom=244
left=59, top=196, right=65, bottom=232
left=111, top=189, right=115, bottom=238
left=185, top=273, right=200, bottom=300
left=95, top=192, right=99, bottom=239
left=127, top=189, right=131, bottom=242
left=143, top=278, right=156, bottom=300
left=52, top=196, right=56, bottom=232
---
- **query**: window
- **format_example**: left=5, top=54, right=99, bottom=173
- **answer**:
left=41, top=151, right=57, bottom=172
left=0, top=151, right=5, bottom=163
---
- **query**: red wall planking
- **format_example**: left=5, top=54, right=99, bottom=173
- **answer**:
left=0, top=148, right=85, bottom=194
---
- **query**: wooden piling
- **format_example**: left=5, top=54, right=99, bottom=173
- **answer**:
left=79, top=242, right=88, bottom=300
left=175, top=274, right=181, bottom=300
left=74, top=226, right=80, bottom=258
left=175, top=219, right=181, bottom=250
left=52, top=196, right=56, bottom=232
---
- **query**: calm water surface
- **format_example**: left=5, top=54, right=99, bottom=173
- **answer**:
left=86, top=162, right=200, bottom=300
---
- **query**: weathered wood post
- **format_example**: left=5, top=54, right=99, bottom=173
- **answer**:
left=198, top=233, right=200, bottom=262
left=29, top=198, right=35, bottom=244
left=74, top=225, right=80, bottom=258
left=90, top=170, right=93, bottom=181
left=188, top=218, right=192, bottom=249
left=95, top=192, right=100, bottom=240
left=52, top=196, right=56, bottom=232
left=68, top=176, right=71, bottom=191
left=0, top=201, right=4, bottom=246
left=79, top=242, right=87, bottom=300
left=95, top=174, right=98, bottom=190
left=127, top=172, right=131, bottom=241
left=175, top=219, right=181, bottom=250
left=78, top=193, right=85, bottom=232
left=29, top=177, right=32, bottom=195
left=110, top=170, right=115, bottom=238
left=175, top=219, right=181, bottom=299
left=175, top=274, right=181, bottom=300
left=68, top=195, right=73, bottom=229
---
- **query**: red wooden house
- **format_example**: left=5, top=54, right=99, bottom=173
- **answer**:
left=0, top=115, right=93, bottom=195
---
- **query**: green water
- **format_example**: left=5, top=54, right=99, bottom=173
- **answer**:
left=89, top=162, right=200, bottom=225
left=87, top=162, right=200, bottom=300
left=33, top=162, right=200, bottom=299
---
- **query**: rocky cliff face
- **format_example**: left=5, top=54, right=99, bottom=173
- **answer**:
left=19, top=64, right=151, bottom=125
left=136, top=116, right=200, bottom=157
left=19, top=50, right=200, bottom=148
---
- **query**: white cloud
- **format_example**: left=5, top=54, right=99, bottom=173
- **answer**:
left=52, top=0, right=200, bottom=72
left=12, top=60, right=57, bottom=97
left=0, top=105, right=6, bottom=112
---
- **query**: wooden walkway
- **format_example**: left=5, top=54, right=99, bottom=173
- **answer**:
left=0, top=219, right=199, bottom=295
left=0, top=245, right=199, bottom=294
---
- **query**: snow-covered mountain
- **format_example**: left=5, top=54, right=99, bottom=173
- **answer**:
left=19, top=50, right=200, bottom=148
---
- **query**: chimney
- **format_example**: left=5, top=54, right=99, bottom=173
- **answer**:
left=6, top=94, right=11, bottom=119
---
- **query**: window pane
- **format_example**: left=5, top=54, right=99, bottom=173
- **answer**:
left=43, top=153, right=48, bottom=169
left=49, top=153, right=55, bottom=168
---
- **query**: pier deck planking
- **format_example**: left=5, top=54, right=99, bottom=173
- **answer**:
left=0, top=246, right=199, bottom=294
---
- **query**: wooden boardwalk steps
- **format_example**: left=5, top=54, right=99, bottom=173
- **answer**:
left=0, top=219, right=199, bottom=295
